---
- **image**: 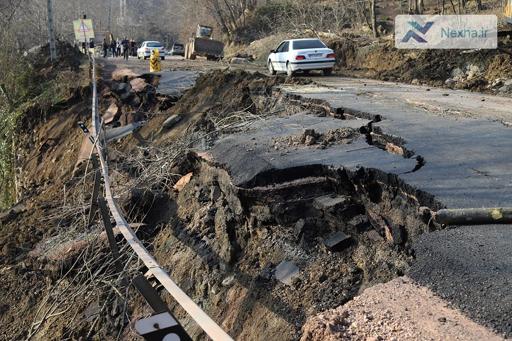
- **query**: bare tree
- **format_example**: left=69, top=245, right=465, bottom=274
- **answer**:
left=371, top=0, right=378, bottom=38
left=203, top=0, right=258, bottom=40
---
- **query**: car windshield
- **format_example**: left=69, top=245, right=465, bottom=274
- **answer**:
left=293, top=40, right=326, bottom=50
left=147, top=42, right=163, bottom=47
left=174, top=44, right=184, bottom=48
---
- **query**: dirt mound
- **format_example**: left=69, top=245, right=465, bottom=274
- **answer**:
left=301, top=277, right=502, bottom=341
left=174, top=69, right=310, bottom=114
left=329, top=35, right=512, bottom=91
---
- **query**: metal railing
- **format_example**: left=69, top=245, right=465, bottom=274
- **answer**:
left=89, top=55, right=233, bottom=341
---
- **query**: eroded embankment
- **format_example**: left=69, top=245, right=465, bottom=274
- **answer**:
left=0, top=66, right=447, bottom=341
left=109, top=70, right=444, bottom=340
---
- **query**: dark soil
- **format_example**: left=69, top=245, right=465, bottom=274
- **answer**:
left=328, top=35, right=512, bottom=90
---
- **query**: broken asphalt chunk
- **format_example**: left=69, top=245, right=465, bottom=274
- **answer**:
left=323, top=231, right=351, bottom=251
left=275, top=261, right=300, bottom=286
left=130, top=78, right=149, bottom=93
left=294, top=219, right=305, bottom=240
left=384, top=224, right=405, bottom=245
left=313, top=195, right=350, bottom=211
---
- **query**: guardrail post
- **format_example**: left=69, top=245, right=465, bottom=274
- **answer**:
left=87, top=155, right=101, bottom=228
left=132, top=275, right=192, bottom=341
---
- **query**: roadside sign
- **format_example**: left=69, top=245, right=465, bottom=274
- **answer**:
left=73, top=19, right=95, bottom=42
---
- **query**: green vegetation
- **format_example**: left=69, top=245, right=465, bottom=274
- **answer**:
left=0, top=48, right=34, bottom=209
left=0, top=45, right=76, bottom=209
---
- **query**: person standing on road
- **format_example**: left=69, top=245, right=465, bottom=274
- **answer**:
left=122, top=37, right=130, bottom=60
left=103, top=38, right=109, bottom=58
left=111, top=39, right=117, bottom=57
left=89, top=38, right=95, bottom=55
left=116, top=40, right=121, bottom=57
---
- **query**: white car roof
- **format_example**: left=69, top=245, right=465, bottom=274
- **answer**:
left=289, top=38, right=323, bottom=41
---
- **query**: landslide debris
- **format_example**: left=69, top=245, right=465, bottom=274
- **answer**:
left=326, top=34, right=512, bottom=93
left=1, top=63, right=444, bottom=341
left=104, top=69, right=441, bottom=339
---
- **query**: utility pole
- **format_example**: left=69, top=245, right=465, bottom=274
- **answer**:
left=47, top=0, right=57, bottom=61
left=108, top=0, right=112, bottom=32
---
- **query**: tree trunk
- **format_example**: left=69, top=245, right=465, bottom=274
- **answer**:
left=371, top=0, right=378, bottom=38
left=418, top=0, right=424, bottom=13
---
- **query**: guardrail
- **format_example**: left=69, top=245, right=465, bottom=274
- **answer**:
left=88, top=56, right=233, bottom=341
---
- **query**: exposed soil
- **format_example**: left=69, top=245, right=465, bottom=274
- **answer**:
left=301, top=276, right=504, bottom=341
left=326, top=34, right=512, bottom=92
left=0, top=54, right=495, bottom=341
left=273, top=127, right=360, bottom=149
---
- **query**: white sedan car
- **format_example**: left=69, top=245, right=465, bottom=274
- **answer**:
left=267, top=38, right=336, bottom=76
left=137, top=41, right=166, bottom=60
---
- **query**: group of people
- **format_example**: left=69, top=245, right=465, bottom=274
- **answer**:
left=102, top=37, right=135, bottom=60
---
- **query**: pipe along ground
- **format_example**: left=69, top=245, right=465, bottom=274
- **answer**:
left=435, top=208, right=512, bottom=225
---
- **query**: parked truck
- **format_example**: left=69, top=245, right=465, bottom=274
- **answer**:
left=184, top=25, right=224, bottom=61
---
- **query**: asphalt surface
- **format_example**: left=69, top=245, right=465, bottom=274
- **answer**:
left=281, top=80, right=512, bottom=209
left=410, top=225, right=512, bottom=337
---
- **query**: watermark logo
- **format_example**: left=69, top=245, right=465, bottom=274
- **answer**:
left=396, top=15, right=497, bottom=49
left=401, top=21, right=434, bottom=43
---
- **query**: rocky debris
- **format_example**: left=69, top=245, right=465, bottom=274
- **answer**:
left=273, top=128, right=359, bottom=150
left=323, top=231, right=351, bottom=251
left=230, top=57, right=251, bottom=65
left=234, top=52, right=255, bottom=61
left=103, top=103, right=120, bottom=124
left=275, top=261, right=300, bottom=286
left=221, top=275, right=235, bottom=287
left=130, top=77, right=150, bottom=93
left=173, top=172, right=193, bottom=192
left=444, top=64, right=483, bottom=89
left=112, top=68, right=139, bottom=82
left=491, top=78, right=512, bottom=93
left=300, top=277, right=502, bottom=341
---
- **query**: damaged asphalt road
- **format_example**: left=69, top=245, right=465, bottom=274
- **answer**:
left=98, top=57, right=511, bottom=338
left=205, top=76, right=512, bottom=337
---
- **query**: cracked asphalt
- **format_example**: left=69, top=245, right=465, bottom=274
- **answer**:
left=283, top=78, right=512, bottom=337
left=209, top=76, right=512, bottom=337
left=105, top=57, right=512, bottom=337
